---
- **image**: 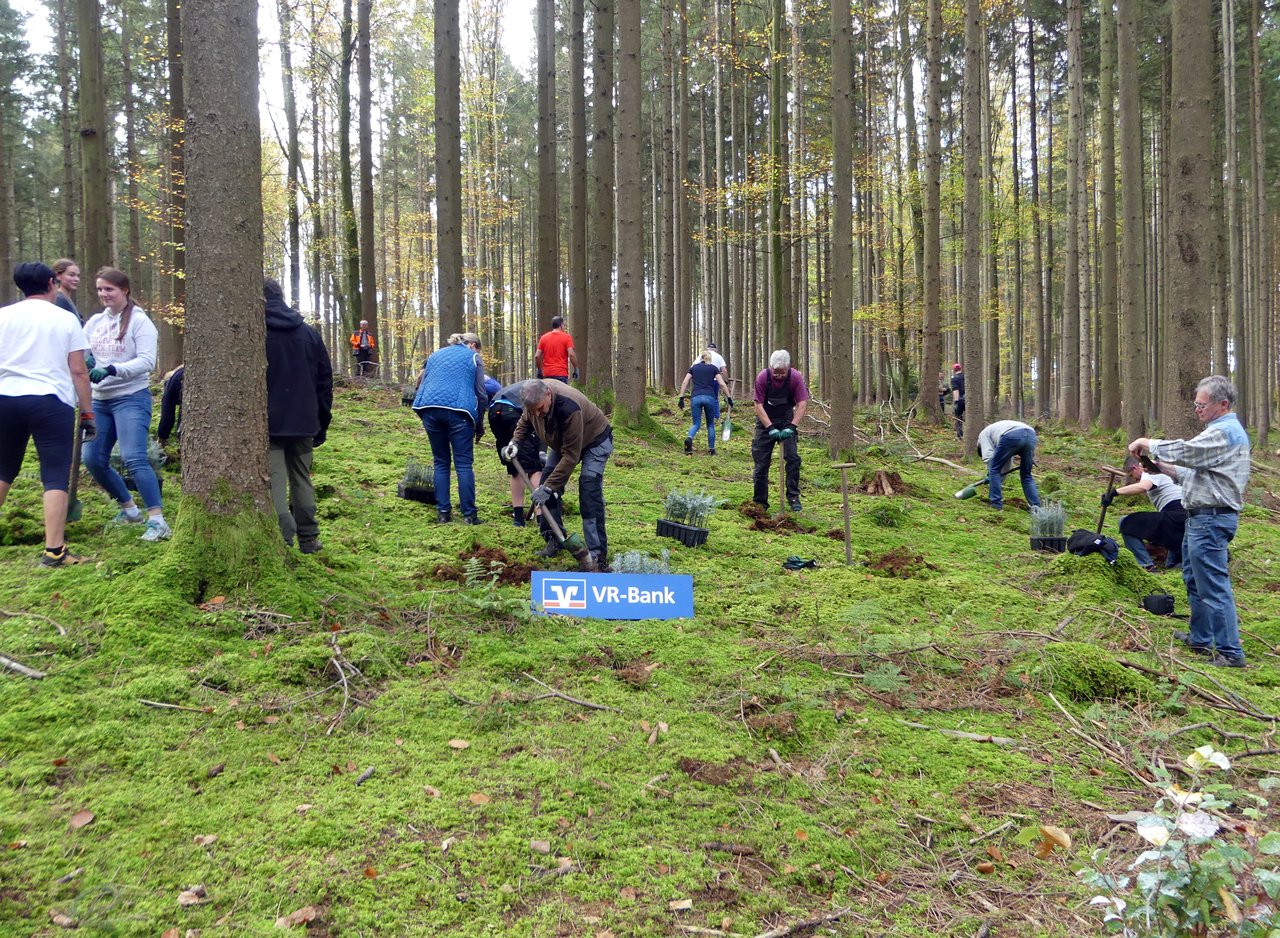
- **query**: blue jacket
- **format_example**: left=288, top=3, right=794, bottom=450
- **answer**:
left=413, top=343, right=485, bottom=425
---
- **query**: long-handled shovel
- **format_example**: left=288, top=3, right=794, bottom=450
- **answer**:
left=953, top=464, right=1017, bottom=500
left=66, top=419, right=85, bottom=522
left=1097, top=465, right=1127, bottom=533
left=511, top=460, right=597, bottom=572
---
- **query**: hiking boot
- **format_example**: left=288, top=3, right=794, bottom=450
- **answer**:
left=111, top=508, right=144, bottom=525
left=513, top=506, right=526, bottom=527
left=1208, top=654, right=1246, bottom=669
left=141, top=518, right=172, bottom=541
left=39, top=545, right=86, bottom=568
left=298, top=538, right=323, bottom=554
left=684, top=437, right=693, bottom=455
left=1172, top=630, right=1213, bottom=656
left=538, top=540, right=564, bottom=559
left=708, top=448, right=717, bottom=456
left=788, top=499, right=803, bottom=512
left=437, top=508, right=453, bottom=523
left=463, top=514, right=484, bottom=526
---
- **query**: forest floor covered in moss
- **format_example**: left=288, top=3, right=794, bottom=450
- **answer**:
left=2, top=380, right=1279, bottom=937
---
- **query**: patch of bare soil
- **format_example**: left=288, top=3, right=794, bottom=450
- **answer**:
left=865, top=547, right=936, bottom=578
left=745, top=712, right=797, bottom=738
left=860, top=469, right=913, bottom=496
left=738, top=501, right=814, bottom=534
left=826, top=528, right=847, bottom=541
left=614, top=661, right=653, bottom=688
left=432, top=544, right=535, bottom=586
left=677, top=757, right=742, bottom=786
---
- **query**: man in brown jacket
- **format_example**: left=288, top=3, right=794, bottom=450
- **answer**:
left=506, top=379, right=613, bottom=567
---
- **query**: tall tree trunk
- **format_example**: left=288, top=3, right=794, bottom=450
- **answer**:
left=569, top=0, right=588, bottom=373
left=614, top=0, right=646, bottom=424
left=920, top=0, right=942, bottom=423
left=1010, top=42, right=1024, bottom=417
left=587, top=0, right=615, bottom=393
left=338, top=0, right=362, bottom=330
left=658, top=0, right=674, bottom=387
left=536, top=0, right=559, bottom=333
left=1028, top=19, right=1048, bottom=418
left=77, top=0, right=110, bottom=278
left=1249, top=0, right=1269, bottom=441
left=1061, top=0, right=1083, bottom=423
left=961, top=0, right=984, bottom=451
left=435, top=0, right=463, bottom=338
left=1117, top=0, right=1146, bottom=435
left=1223, top=0, right=1246, bottom=422
left=1164, top=0, right=1214, bottom=437
left=163, top=0, right=185, bottom=367
left=57, top=0, right=77, bottom=258
left=676, top=0, right=692, bottom=381
left=1098, top=0, right=1120, bottom=428
left=768, top=0, right=789, bottom=350
left=829, top=0, right=854, bottom=454
left=279, top=0, right=302, bottom=308
left=356, top=0, right=377, bottom=342
left=120, top=0, right=141, bottom=286
left=178, top=0, right=280, bottom=597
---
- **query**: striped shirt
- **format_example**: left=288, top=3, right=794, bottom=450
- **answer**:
left=1148, top=413, right=1250, bottom=511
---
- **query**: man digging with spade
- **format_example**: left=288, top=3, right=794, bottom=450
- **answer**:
left=505, top=379, right=613, bottom=570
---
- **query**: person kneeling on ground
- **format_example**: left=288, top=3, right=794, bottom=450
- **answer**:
left=978, top=419, right=1041, bottom=511
left=751, top=349, right=809, bottom=512
left=505, top=379, right=612, bottom=568
left=678, top=349, right=732, bottom=455
left=1104, top=456, right=1186, bottom=572
left=265, top=278, right=333, bottom=553
left=488, top=379, right=543, bottom=527
left=0, top=262, right=95, bottom=567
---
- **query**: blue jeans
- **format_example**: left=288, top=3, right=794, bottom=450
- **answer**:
left=420, top=408, right=477, bottom=518
left=83, top=388, right=163, bottom=510
left=988, top=427, right=1040, bottom=509
left=1182, top=511, right=1242, bottom=659
left=687, top=395, right=719, bottom=449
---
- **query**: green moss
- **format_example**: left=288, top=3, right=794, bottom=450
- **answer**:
left=1033, top=641, right=1154, bottom=700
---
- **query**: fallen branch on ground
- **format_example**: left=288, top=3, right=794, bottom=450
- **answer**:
left=0, top=653, right=45, bottom=679
left=753, top=907, right=851, bottom=938
left=0, top=608, right=67, bottom=636
left=139, top=699, right=214, bottom=714
left=521, top=672, right=620, bottom=712
left=898, top=720, right=1016, bottom=746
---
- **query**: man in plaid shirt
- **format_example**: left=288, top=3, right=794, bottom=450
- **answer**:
left=1128, top=375, right=1251, bottom=668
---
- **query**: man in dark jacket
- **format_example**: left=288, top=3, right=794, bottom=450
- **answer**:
left=506, top=379, right=612, bottom=566
left=265, top=278, right=333, bottom=553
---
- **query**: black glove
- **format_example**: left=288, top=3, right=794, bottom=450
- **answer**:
left=79, top=415, right=97, bottom=443
left=572, top=369, right=580, bottom=381
left=535, top=368, right=543, bottom=379
left=313, top=430, right=327, bottom=447
left=725, top=396, right=734, bottom=410
left=1101, top=491, right=1115, bottom=508
left=474, top=422, right=485, bottom=443
left=678, top=396, right=686, bottom=411
left=531, top=485, right=559, bottom=507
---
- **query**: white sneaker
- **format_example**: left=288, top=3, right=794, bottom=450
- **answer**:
left=141, top=518, right=172, bottom=541
left=111, top=509, right=144, bottom=525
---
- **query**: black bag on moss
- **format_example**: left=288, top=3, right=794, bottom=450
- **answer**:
left=1067, top=528, right=1119, bottom=564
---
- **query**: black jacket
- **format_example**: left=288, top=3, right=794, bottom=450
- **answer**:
left=265, top=297, right=333, bottom=442
left=157, top=365, right=184, bottom=442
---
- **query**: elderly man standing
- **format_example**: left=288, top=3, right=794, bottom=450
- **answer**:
left=349, top=320, right=376, bottom=375
left=1128, top=376, right=1251, bottom=668
left=751, top=349, right=809, bottom=512
left=506, top=379, right=612, bottom=568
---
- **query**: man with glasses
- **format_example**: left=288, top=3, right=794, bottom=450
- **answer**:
left=1128, top=376, right=1251, bottom=668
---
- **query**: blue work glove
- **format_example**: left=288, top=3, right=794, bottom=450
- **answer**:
left=767, top=427, right=782, bottom=441
left=88, top=366, right=111, bottom=383
left=531, top=485, right=558, bottom=507
left=84, top=353, right=96, bottom=369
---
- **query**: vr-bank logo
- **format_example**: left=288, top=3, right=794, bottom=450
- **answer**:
left=541, top=577, right=588, bottom=610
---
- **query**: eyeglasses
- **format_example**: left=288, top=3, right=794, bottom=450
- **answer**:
left=1193, top=401, right=1214, bottom=410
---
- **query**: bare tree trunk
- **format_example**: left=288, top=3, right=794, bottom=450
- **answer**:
left=921, top=0, right=943, bottom=423
left=1061, top=0, right=1083, bottom=423
left=1028, top=20, right=1048, bottom=418
left=337, top=0, right=361, bottom=330
left=569, top=0, right=587, bottom=372
left=435, top=0, right=463, bottom=338
left=356, top=0, right=377, bottom=343
left=77, top=0, right=110, bottom=278
left=536, top=0, right=559, bottom=333
left=279, top=0, right=301, bottom=308
left=829, top=0, right=854, bottom=453
left=1164, top=0, right=1214, bottom=438
left=120, top=1, right=141, bottom=288
left=1249, top=0, right=1269, bottom=441
left=57, top=0, right=77, bottom=258
left=768, top=0, right=789, bottom=350
left=1098, top=0, right=1120, bottom=428
left=1010, top=42, right=1024, bottom=417
left=1117, top=0, right=1147, bottom=435
left=961, top=0, right=984, bottom=451
left=614, top=0, right=646, bottom=423
left=587, top=0, right=615, bottom=393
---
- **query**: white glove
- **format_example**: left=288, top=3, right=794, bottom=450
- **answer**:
left=502, top=441, right=519, bottom=461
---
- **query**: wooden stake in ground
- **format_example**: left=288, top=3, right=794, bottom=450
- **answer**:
left=833, top=462, right=856, bottom=564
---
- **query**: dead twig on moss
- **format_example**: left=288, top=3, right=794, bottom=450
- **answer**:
left=1168, top=654, right=1277, bottom=722
left=1239, top=626, right=1280, bottom=657
left=1166, top=722, right=1256, bottom=742
left=753, top=907, right=851, bottom=938
left=898, top=720, right=1016, bottom=746
left=0, top=608, right=67, bottom=636
left=139, top=699, right=214, bottom=714
left=0, top=652, right=45, bottom=679
left=521, top=672, right=620, bottom=712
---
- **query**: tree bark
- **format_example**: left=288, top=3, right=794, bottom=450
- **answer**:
left=614, top=0, right=647, bottom=424
left=356, top=0, right=377, bottom=343
left=1098, top=0, right=1120, bottom=428
left=1117, top=0, right=1146, bottom=436
left=279, top=0, right=302, bottom=308
left=535, top=0, right=559, bottom=333
left=587, top=0, right=615, bottom=393
left=961, top=0, right=984, bottom=451
left=337, top=0, right=362, bottom=331
left=57, top=0, right=77, bottom=260
left=435, top=0, right=463, bottom=338
left=829, top=0, right=854, bottom=454
left=569, top=0, right=587, bottom=375
left=77, top=0, right=110, bottom=278
left=920, top=0, right=942, bottom=424
left=1061, top=0, right=1083, bottom=423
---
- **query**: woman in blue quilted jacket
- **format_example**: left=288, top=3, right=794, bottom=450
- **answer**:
left=411, top=333, right=487, bottom=524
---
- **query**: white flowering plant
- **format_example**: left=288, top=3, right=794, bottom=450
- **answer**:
left=1079, top=747, right=1280, bottom=936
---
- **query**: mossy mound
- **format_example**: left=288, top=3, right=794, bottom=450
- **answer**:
left=1032, top=641, right=1154, bottom=700
left=1043, top=550, right=1158, bottom=602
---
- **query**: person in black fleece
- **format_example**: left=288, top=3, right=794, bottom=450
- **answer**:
left=264, top=278, right=333, bottom=553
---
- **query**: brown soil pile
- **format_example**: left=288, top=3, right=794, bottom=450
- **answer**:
left=866, top=546, right=935, bottom=578
left=433, top=543, right=535, bottom=586
left=677, top=757, right=741, bottom=786
left=738, top=501, right=813, bottom=534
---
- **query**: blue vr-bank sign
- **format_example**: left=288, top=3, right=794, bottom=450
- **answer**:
left=531, top=572, right=694, bottom=620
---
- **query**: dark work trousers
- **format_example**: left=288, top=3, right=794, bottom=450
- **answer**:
left=540, top=429, right=613, bottom=561
left=751, top=411, right=800, bottom=508
left=269, top=437, right=318, bottom=545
